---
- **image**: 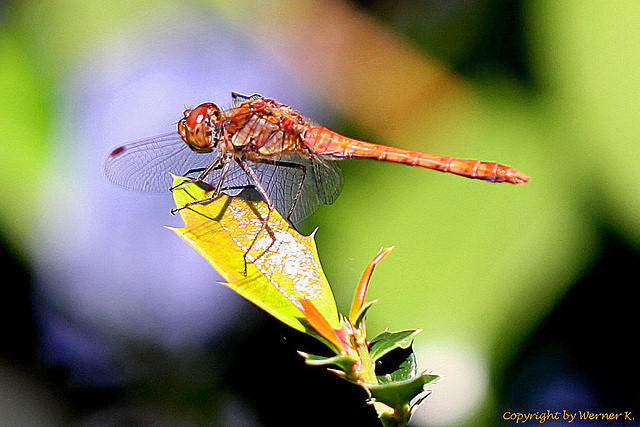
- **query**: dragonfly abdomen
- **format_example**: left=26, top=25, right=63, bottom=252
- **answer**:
left=303, top=126, right=528, bottom=184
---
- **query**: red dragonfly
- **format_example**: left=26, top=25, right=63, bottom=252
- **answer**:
left=106, top=92, right=528, bottom=226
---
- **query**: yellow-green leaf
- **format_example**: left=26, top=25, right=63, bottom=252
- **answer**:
left=166, top=175, right=340, bottom=333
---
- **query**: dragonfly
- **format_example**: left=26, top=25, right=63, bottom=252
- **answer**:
left=106, top=92, right=528, bottom=230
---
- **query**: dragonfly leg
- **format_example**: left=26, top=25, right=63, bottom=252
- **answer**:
left=235, top=158, right=278, bottom=275
left=231, top=91, right=251, bottom=102
left=169, top=152, right=225, bottom=191
left=182, top=167, right=206, bottom=179
left=285, top=163, right=306, bottom=224
left=171, top=157, right=232, bottom=214
left=231, top=91, right=262, bottom=103
left=221, top=184, right=255, bottom=193
left=245, top=157, right=307, bottom=226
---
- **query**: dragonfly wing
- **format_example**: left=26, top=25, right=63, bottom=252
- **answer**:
left=105, top=133, right=344, bottom=224
left=216, top=153, right=343, bottom=225
left=104, top=133, right=218, bottom=192
left=285, top=154, right=343, bottom=224
left=310, top=155, right=344, bottom=206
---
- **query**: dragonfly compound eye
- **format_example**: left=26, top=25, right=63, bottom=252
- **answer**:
left=178, top=103, right=220, bottom=153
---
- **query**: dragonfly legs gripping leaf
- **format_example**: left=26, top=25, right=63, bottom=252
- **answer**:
left=235, top=158, right=278, bottom=275
left=235, top=158, right=309, bottom=275
left=170, top=155, right=282, bottom=275
left=170, top=153, right=229, bottom=215
left=233, top=157, right=307, bottom=274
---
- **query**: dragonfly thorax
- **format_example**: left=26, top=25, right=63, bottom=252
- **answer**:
left=178, top=102, right=221, bottom=153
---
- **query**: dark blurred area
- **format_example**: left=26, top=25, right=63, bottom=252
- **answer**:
left=1, top=236, right=35, bottom=364
left=1, top=0, right=638, bottom=426
left=501, top=231, right=640, bottom=421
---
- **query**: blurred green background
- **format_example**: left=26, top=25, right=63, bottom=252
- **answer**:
left=1, top=0, right=638, bottom=425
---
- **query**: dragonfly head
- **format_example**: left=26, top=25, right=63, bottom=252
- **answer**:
left=178, top=103, right=221, bottom=153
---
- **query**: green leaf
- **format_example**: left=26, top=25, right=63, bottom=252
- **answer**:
left=376, top=346, right=417, bottom=383
left=368, top=329, right=422, bottom=362
left=298, top=351, right=359, bottom=374
left=351, top=299, right=378, bottom=329
left=167, top=175, right=340, bottom=333
left=367, top=372, right=440, bottom=412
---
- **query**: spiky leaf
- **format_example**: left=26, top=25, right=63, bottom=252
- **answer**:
left=369, top=329, right=422, bottom=362
left=167, top=175, right=340, bottom=333
left=367, top=372, right=440, bottom=412
left=298, top=351, right=359, bottom=374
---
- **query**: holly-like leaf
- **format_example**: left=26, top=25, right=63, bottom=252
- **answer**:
left=376, top=346, right=417, bottom=383
left=367, top=372, right=440, bottom=415
left=298, top=351, right=359, bottom=374
left=166, top=175, right=340, bottom=333
left=368, top=329, right=422, bottom=362
left=350, top=299, right=378, bottom=330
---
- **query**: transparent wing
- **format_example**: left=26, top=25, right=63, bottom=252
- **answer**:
left=214, top=152, right=343, bottom=225
left=104, top=133, right=218, bottom=192
left=105, top=132, right=344, bottom=224
left=310, top=154, right=344, bottom=206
